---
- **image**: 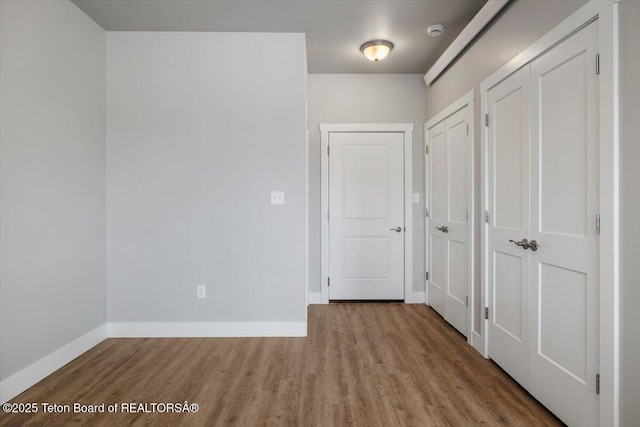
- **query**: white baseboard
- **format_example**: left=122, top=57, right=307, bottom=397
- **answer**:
left=0, top=324, right=107, bottom=404
left=405, top=291, right=426, bottom=304
left=308, top=292, right=323, bottom=304
left=107, top=321, right=308, bottom=338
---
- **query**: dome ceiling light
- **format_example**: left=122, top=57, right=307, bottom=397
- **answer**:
left=360, top=39, right=394, bottom=62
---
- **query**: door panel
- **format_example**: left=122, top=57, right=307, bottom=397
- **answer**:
left=494, top=87, right=524, bottom=231
left=343, top=237, right=389, bottom=279
left=493, top=251, right=523, bottom=341
left=430, top=126, right=446, bottom=222
left=446, top=239, right=467, bottom=331
left=343, top=146, right=390, bottom=219
left=329, top=132, right=404, bottom=300
left=529, top=21, right=599, bottom=426
left=538, top=50, right=589, bottom=237
left=539, top=263, right=588, bottom=381
left=447, top=118, right=468, bottom=224
left=447, top=240, right=467, bottom=302
left=487, top=65, right=530, bottom=388
left=429, top=234, right=444, bottom=315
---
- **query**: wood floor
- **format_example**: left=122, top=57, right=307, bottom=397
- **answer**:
left=0, top=304, right=563, bottom=426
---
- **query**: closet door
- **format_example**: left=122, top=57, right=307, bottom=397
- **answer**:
left=427, top=107, right=470, bottom=336
left=529, top=21, right=599, bottom=426
left=486, top=66, right=531, bottom=388
left=443, top=108, right=469, bottom=336
left=427, top=122, right=446, bottom=316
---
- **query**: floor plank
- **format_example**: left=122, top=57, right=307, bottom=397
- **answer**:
left=0, top=304, right=564, bottom=426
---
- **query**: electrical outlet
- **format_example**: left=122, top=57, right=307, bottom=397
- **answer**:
left=196, top=285, right=206, bottom=299
left=271, top=191, right=285, bottom=205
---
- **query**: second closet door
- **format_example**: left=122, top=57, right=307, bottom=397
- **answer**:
left=529, top=20, right=599, bottom=426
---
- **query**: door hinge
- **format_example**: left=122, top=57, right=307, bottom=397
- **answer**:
left=466, top=209, right=469, bottom=221
left=425, top=145, right=429, bottom=154
left=466, top=124, right=469, bottom=135
left=327, top=210, right=329, bottom=221
left=484, top=114, right=489, bottom=127
left=466, top=296, right=469, bottom=307
left=327, top=145, right=330, bottom=155
left=485, top=210, right=490, bottom=223
left=596, top=374, right=600, bottom=394
left=485, top=307, right=489, bottom=320
left=425, top=208, right=429, bottom=218
left=596, top=53, right=600, bottom=75
left=327, top=277, right=330, bottom=287
left=596, top=213, right=600, bottom=234
left=426, top=271, right=429, bottom=281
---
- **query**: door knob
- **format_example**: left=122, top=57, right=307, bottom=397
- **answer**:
left=509, top=238, right=540, bottom=251
left=435, top=225, right=449, bottom=233
left=509, top=238, right=529, bottom=248
left=390, top=226, right=402, bottom=232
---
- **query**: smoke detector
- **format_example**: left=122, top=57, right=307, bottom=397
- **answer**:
left=427, top=24, right=445, bottom=37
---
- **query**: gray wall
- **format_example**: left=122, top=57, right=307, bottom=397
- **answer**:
left=424, top=0, right=587, bottom=332
left=0, top=0, right=106, bottom=380
left=619, top=1, right=640, bottom=425
left=106, top=32, right=308, bottom=323
left=307, top=74, right=427, bottom=296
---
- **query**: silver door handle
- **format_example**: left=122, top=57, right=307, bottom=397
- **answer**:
left=390, top=227, right=402, bottom=232
left=435, top=225, right=448, bottom=233
left=509, top=238, right=540, bottom=251
left=509, top=238, right=529, bottom=248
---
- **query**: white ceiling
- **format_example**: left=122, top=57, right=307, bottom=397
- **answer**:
left=72, top=0, right=487, bottom=74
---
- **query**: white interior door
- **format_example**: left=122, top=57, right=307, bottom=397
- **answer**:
left=487, top=66, right=531, bottom=388
left=328, top=132, right=404, bottom=300
left=529, top=21, right=599, bottom=426
left=443, top=108, right=469, bottom=335
left=427, top=107, right=470, bottom=336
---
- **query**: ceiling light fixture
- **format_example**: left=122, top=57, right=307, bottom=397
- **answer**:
left=427, top=24, right=445, bottom=37
left=360, top=40, right=394, bottom=62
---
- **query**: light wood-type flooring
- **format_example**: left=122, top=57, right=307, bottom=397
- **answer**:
left=0, top=304, right=563, bottom=426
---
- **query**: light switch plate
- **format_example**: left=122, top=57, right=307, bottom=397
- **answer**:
left=413, top=193, right=420, bottom=203
left=271, top=191, right=285, bottom=205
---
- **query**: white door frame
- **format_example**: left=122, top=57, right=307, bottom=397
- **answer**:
left=424, top=89, right=476, bottom=345
left=320, top=123, right=414, bottom=304
left=480, top=1, right=620, bottom=424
